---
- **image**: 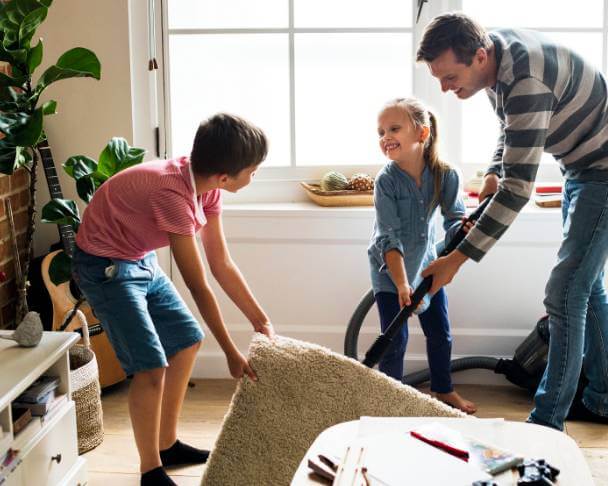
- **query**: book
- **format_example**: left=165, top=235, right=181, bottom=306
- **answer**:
left=16, top=375, right=59, bottom=404
left=12, top=390, right=56, bottom=416
left=466, top=435, right=524, bottom=475
left=11, top=407, right=32, bottom=435
left=40, top=394, right=68, bottom=423
left=535, top=183, right=563, bottom=194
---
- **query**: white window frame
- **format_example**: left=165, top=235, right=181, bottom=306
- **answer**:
left=153, top=0, right=608, bottom=201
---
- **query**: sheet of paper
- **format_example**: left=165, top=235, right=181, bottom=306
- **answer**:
left=354, top=432, right=492, bottom=486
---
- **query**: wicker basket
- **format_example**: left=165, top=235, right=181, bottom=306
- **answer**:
left=65, top=310, right=104, bottom=454
left=300, top=182, right=373, bottom=207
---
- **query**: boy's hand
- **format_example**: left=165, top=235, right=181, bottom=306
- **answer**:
left=396, top=283, right=413, bottom=308
left=255, top=322, right=276, bottom=340
left=226, top=349, right=257, bottom=381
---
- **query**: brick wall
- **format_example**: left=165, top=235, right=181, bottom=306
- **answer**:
left=0, top=57, right=31, bottom=329
left=0, top=170, right=30, bottom=329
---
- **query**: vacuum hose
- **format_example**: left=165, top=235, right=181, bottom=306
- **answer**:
left=403, top=356, right=500, bottom=387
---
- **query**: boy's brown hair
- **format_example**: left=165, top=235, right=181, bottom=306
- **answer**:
left=416, top=12, right=492, bottom=65
left=190, top=113, right=268, bottom=176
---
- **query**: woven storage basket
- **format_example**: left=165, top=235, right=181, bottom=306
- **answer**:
left=65, top=310, right=104, bottom=454
left=300, top=182, right=373, bottom=207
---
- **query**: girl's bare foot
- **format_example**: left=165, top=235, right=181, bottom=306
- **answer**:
left=433, top=391, right=477, bottom=414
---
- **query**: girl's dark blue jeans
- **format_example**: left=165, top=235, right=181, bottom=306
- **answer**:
left=375, top=288, right=453, bottom=393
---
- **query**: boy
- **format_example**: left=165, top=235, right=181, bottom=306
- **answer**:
left=72, top=113, right=275, bottom=486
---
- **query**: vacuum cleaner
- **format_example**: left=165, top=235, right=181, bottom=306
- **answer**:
left=345, top=195, right=577, bottom=394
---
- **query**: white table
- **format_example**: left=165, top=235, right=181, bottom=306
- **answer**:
left=292, top=417, right=594, bottom=485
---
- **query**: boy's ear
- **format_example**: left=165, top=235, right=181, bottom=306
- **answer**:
left=419, top=125, right=430, bottom=143
left=216, top=174, right=230, bottom=188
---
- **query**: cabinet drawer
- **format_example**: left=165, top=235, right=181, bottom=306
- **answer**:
left=20, top=402, right=78, bottom=486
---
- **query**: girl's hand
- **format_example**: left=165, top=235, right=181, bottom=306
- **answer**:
left=396, top=283, right=413, bottom=308
left=461, top=217, right=474, bottom=233
left=255, top=322, right=276, bottom=340
left=226, top=349, right=257, bottom=381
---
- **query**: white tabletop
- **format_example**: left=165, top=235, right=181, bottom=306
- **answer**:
left=292, top=417, right=594, bottom=486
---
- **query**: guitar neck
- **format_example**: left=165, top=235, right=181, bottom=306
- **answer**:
left=38, top=140, right=76, bottom=257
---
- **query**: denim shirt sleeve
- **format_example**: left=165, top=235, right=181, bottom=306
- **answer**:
left=373, top=174, right=405, bottom=261
left=440, top=169, right=466, bottom=246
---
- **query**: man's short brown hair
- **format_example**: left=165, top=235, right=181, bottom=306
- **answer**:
left=416, top=12, right=492, bottom=65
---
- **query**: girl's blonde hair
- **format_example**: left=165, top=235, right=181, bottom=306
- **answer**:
left=382, top=97, right=451, bottom=211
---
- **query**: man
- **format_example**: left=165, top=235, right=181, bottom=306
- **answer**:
left=416, top=12, right=608, bottom=431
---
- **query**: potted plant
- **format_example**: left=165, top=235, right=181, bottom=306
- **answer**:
left=41, top=137, right=145, bottom=285
left=0, top=0, right=101, bottom=322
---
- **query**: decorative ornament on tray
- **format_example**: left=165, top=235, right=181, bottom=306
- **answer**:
left=301, top=171, right=376, bottom=207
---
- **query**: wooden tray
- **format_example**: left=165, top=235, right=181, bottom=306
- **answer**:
left=300, top=182, right=373, bottom=207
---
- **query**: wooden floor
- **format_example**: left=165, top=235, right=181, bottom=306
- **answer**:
left=84, top=380, right=608, bottom=486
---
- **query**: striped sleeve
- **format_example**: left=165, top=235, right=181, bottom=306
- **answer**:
left=458, top=77, right=555, bottom=261
left=149, top=187, right=197, bottom=236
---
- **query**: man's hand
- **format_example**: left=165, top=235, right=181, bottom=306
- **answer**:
left=478, top=173, right=500, bottom=202
left=396, top=283, right=413, bottom=308
left=421, top=250, right=468, bottom=295
left=226, top=349, right=257, bottom=381
left=255, top=322, right=276, bottom=340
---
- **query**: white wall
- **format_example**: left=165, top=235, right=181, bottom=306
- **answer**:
left=174, top=203, right=565, bottom=385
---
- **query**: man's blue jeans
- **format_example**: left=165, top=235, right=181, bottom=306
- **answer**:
left=529, top=179, right=608, bottom=430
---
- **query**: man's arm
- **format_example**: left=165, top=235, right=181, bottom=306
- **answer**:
left=200, top=214, right=274, bottom=339
left=169, top=231, right=257, bottom=379
left=423, top=77, right=554, bottom=293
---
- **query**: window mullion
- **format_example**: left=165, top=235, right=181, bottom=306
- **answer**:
left=289, top=0, right=296, bottom=167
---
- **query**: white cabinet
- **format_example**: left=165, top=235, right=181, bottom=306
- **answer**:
left=0, top=332, right=87, bottom=485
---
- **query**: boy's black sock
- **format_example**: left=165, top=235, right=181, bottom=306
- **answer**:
left=140, top=466, right=176, bottom=486
left=160, top=439, right=210, bottom=467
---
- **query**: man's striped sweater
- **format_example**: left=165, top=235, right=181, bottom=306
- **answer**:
left=459, top=28, right=608, bottom=262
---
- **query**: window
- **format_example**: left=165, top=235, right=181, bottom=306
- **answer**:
left=460, top=0, right=606, bottom=169
left=157, top=0, right=608, bottom=196
left=161, top=0, right=413, bottom=173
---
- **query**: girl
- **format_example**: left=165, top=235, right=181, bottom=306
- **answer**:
left=368, top=97, right=476, bottom=414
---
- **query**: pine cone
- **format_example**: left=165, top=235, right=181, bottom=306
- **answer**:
left=348, top=173, right=374, bottom=191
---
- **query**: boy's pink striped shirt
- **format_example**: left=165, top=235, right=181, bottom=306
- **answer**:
left=76, top=157, right=221, bottom=260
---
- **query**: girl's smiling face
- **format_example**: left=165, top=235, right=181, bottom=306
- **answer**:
left=377, top=106, right=425, bottom=164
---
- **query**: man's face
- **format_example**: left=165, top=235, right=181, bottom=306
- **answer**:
left=427, top=48, right=488, bottom=99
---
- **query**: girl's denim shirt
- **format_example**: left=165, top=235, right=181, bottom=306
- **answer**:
left=367, top=161, right=465, bottom=312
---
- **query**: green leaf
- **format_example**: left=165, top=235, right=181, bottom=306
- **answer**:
left=18, top=7, right=46, bottom=49
left=63, top=154, right=96, bottom=179
left=27, top=38, right=43, bottom=73
left=0, top=70, right=26, bottom=87
left=0, top=108, right=43, bottom=147
left=41, top=99, right=56, bottom=115
left=97, top=137, right=145, bottom=179
left=48, top=250, right=72, bottom=285
left=76, top=174, right=96, bottom=203
left=36, top=47, right=101, bottom=93
left=0, top=143, right=30, bottom=174
left=41, top=198, right=80, bottom=231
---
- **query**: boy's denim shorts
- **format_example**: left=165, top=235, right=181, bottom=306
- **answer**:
left=72, top=247, right=204, bottom=375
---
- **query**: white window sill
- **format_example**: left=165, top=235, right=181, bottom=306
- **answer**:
left=222, top=200, right=562, bottom=221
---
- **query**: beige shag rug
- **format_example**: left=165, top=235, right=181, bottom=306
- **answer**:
left=201, top=335, right=465, bottom=486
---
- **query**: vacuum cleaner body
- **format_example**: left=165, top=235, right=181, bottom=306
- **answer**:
left=494, top=315, right=549, bottom=392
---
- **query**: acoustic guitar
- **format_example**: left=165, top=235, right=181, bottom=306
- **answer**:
left=38, top=139, right=126, bottom=388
